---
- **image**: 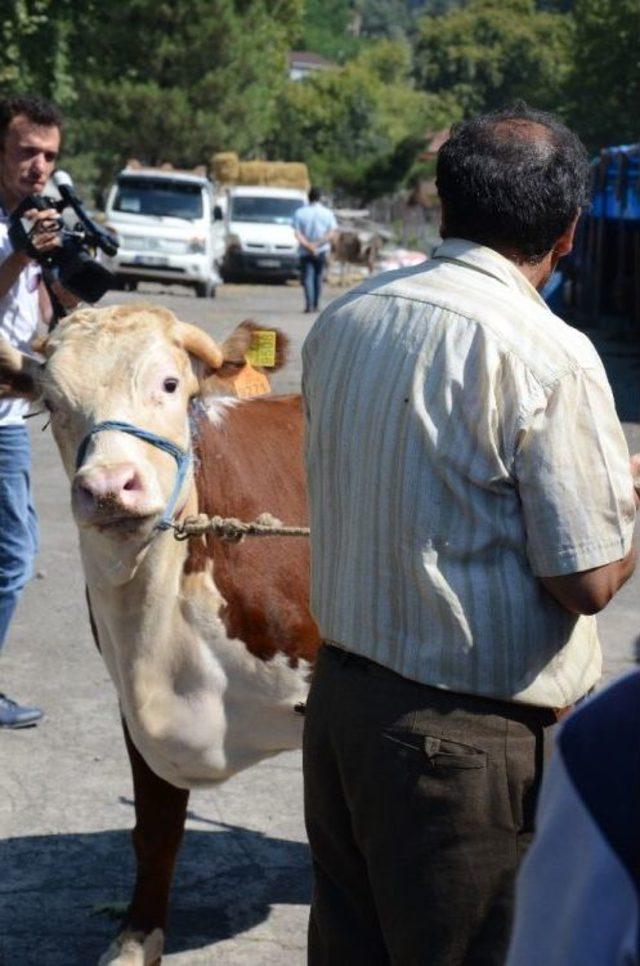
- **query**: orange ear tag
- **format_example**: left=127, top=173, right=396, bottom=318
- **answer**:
left=216, top=363, right=271, bottom=398
left=245, top=329, right=277, bottom=368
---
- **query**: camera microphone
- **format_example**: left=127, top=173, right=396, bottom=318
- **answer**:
left=51, top=169, right=75, bottom=192
left=52, top=171, right=118, bottom=258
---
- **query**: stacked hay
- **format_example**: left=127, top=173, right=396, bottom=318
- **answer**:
left=213, top=152, right=310, bottom=190
left=262, top=162, right=310, bottom=190
left=236, top=160, right=271, bottom=185
left=212, top=152, right=240, bottom=184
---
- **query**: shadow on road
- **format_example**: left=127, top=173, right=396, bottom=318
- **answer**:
left=0, top=822, right=311, bottom=964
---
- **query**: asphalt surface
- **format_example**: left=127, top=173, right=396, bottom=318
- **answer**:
left=1, top=278, right=639, bottom=965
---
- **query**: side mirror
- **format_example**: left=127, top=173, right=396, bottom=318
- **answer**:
left=213, top=205, right=223, bottom=221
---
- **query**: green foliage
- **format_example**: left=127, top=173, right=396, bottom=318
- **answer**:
left=0, top=0, right=76, bottom=105
left=413, top=0, right=574, bottom=116
left=567, top=0, right=640, bottom=149
left=268, top=40, right=461, bottom=201
left=67, top=0, right=301, bottom=184
left=359, top=0, right=414, bottom=38
left=0, top=0, right=631, bottom=206
left=1, top=0, right=301, bottom=189
left=302, top=0, right=365, bottom=61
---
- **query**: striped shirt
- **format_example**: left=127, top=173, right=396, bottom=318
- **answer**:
left=302, top=238, right=636, bottom=708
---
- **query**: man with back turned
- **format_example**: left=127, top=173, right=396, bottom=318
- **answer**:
left=301, top=104, right=638, bottom=964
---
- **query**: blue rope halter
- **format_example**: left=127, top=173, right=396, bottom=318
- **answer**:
left=75, top=420, right=192, bottom=531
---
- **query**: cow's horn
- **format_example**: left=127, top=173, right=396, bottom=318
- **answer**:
left=177, top=322, right=223, bottom=370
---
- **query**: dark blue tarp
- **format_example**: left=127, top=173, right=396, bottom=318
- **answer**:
left=590, top=145, right=640, bottom=222
left=546, top=143, right=640, bottom=333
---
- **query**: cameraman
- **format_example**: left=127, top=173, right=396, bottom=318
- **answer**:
left=0, top=95, right=66, bottom=728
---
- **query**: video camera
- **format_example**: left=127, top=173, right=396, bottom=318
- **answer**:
left=8, top=171, right=119, bottom=303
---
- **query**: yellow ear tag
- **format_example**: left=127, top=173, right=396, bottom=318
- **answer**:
left=245, top=329, right=277, bottom=368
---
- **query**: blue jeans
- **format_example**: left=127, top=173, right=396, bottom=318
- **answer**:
left=300, top=252, right=327, bottom=311
left=0, top=425, right=38, bottom=652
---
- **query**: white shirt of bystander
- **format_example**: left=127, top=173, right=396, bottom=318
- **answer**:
left=0, top=208, right=41, bottom=425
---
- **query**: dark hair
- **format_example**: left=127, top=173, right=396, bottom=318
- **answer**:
left=308, top=186, right=321, bottom=203
left=436, top=104, right=589, bottom=263
left=0, top=95, right=63, bottom=148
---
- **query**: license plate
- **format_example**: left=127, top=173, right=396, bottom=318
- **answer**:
left=133, top=254, right=169, bottom=267
left=256, top=258, right=281, bottom=268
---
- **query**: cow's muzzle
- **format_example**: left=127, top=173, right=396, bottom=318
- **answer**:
left=75, top=420, right=192, bottom=532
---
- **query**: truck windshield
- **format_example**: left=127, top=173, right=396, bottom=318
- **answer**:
left=230, top=196, right=302, bottom=225
left=113, top=178, right=204, bottom=220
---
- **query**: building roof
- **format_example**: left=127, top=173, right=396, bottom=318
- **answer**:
left=289, top=50, right=334, bottom=68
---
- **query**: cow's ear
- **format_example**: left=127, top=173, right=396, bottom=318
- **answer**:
left=0, top=338, right=43, bottom=400
left=221, top=320, right=289, bottom=372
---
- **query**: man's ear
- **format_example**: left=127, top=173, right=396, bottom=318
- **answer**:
left=553, top=215, right=580, bottom=259
left=0, top=338, right=43, bottom=400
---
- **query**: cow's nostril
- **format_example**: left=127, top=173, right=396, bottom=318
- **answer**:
left=123, top=471, right=142, bottom=492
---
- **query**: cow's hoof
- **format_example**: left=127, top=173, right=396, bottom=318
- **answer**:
left=97, top=927, right=164, bottom=965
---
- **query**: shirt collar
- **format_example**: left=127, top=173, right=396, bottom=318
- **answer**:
left=431, top=238, right=548, bottom=308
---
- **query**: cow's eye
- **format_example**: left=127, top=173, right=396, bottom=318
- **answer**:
left=163, top=378, right=179, bottom=394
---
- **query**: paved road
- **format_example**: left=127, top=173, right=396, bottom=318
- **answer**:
left=1, top=279, right=638, bottom=965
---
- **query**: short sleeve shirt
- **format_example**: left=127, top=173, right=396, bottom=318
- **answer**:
left=292, top=202, right=337, bottom=255
left=302, top=239, right=636, bottom=708
left=0, top=208, right=41, bottom=424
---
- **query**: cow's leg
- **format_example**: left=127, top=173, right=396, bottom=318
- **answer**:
left=87, top=590, right=190, bottom=963
left=98, top=718, right=189, bottom=966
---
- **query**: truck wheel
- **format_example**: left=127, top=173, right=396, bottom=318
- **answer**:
left=195, top=280, right=216, bottom=299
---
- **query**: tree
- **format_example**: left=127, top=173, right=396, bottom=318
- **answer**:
left=1, top=0, right=304, bottom=189
left=413, top=0, right=573, bottom=116
left=0, top=0, right=76, bottom=105
left=301, top=0, right=365, bottom=61
left=567, top=0, right=640, bottom=149
left=70, top=0, right=304, bottom=181
left=268, top=39, right=460, bottom=200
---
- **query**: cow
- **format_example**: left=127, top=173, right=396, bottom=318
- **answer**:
left=0, top=303, right=321, bottom=965
left=331, top=226, right=383, bottom=282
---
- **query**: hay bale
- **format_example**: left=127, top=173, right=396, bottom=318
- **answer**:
left=214, top=155, right=310, bottom=189
left=264, top=162, right=310, bottom=190
left=212, top=152, right=240, bottom=184
left=237, top=160, right=271, bottom=185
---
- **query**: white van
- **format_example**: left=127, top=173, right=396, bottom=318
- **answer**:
left=102, top=167, right=222, bottom=297
left=218, top=185, right=307, bottom=282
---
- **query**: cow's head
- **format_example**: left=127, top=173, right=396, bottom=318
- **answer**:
left=0, top=303, right=264, bottom=541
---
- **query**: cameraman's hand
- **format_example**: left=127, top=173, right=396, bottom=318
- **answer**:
left=24, top=207, right=62, bottom=255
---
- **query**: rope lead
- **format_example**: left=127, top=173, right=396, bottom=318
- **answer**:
left=171, top=512, right=310, bottom=543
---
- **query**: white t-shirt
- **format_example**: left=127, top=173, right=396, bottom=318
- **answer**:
left=0, top=208, right=41, bottom=425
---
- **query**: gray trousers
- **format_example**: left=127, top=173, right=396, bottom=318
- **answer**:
left=303, top=644, right=558, bottom=966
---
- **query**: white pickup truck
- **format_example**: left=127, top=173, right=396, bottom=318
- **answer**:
left=101, top=167, right=222, bottom=298
left=217, top=185, right=307, bottom=283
